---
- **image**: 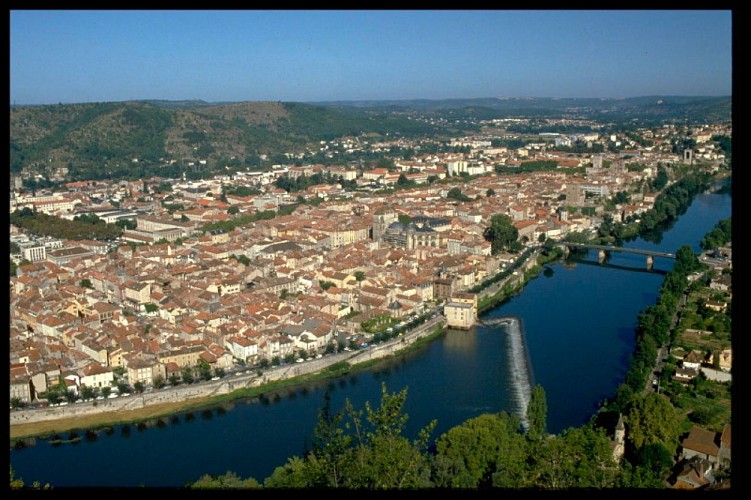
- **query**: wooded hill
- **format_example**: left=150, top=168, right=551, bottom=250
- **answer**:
left=10, top=96, right=730, bottom=184
left=10, top=100, right=455, bottom=182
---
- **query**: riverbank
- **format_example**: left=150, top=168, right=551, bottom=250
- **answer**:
left=10, top=319, right=446, bottom=442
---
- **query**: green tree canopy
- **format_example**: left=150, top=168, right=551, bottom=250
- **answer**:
left=447, top=187, right=472, bottom=202
left=483, top=213, right=519, bottom=255
left=626, top=393, right=680, bottom=450
left=397, top=213, right=412, bottom=225
left=264, top=383, right=435, bottom=489
left=189, top=471, right=261, bottom=489
left=433, top=412, right=526, bottom=489
left=527, top=425, right=620, bottom=489
left=526, top=384, right=548, bottom=441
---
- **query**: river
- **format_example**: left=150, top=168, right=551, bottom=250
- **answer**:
left=9, top=179, right=731, bottom=488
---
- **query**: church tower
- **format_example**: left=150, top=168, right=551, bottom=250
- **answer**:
left=612, top=413, right=626, bottom=463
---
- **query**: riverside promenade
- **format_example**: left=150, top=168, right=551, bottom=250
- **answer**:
left=10, top=314, right=446, bottom=428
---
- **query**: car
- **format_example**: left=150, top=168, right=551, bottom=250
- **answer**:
left=296, top=358, right=304, bottom=363
left=211, top=376, right=220, bottom=381
left=315, top=354, right=322, bottom=359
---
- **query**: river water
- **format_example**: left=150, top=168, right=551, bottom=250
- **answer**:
left=9, top=180, right=731, bottom=488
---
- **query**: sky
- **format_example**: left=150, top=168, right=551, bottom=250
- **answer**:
left=10, top=9, right=733, bottom=105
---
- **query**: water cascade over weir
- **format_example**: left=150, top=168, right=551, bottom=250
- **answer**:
left=480, top=316, right=535, bottom=430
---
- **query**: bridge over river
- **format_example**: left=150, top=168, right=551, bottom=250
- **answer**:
left=560, top=242, right=675, bottom=269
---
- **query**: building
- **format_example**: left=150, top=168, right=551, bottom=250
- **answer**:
left=612, top=413, right=626, bottom=463
left=444, top=293, right=478, bottom=330
left=19, top=242, right=47, bottom=262
left=680, top=424, right=731, bottom=468
left=46, top=246, right=95, bottom=266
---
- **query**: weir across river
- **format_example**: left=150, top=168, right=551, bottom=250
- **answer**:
left=477, top=316, right=535, bottom=430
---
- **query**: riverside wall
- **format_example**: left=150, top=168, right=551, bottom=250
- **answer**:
left=10, top=316, right=445, bottom=427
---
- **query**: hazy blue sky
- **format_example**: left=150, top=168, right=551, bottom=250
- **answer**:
left=10, top=9, right=732, bottom=105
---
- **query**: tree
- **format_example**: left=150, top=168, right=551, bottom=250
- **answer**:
left=673, top=244, right=701, bottom=275
left=189, top=471, right=260, bottom=489
left=376, top=158, right=395, bottom=170
left=632, top=443, right=674, bottom=485
left=115, top=218, right=137, bottom=230
left=319, top=280, right=335, bottom=292
left=133, top=381, right=145, bottom=393
left=527, top=384, right=547, bottom=441
left=486, top=188, right=495, bottom=197
left=483, top=213, right=519, bottom=255
left=354, top=271, right=366, bottom=283
left=198, top=360, right=212, bottom=381
left=340, top=383, right=436, bottom=489
left=307, top=390, right=353, bottom=487
left=626, top=393, right=680, bottom=450
left=528, top=425, right=620, bottom=489
left=264, top=457, right=312, bottom=488
left=262, top=383, right=435, bottom=489
left=10, top=465, right=50, bottom=489
left=447, top=187, right=471, bottom=202
left=396, top=173, right=414, bottom=188
left=144, top=303, right=159, bottom=314
left=434, top=412, right=526, bottom=488
left=46, top=392, right=62, bottom=406
left=227, top=205, right=239, bottom=215
left=181, top=366, right=195, bottom=384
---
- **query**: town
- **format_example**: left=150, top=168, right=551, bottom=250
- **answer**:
left=9, top=106, right=733, bottom=490
left=9, top=116, right=730, bottom=402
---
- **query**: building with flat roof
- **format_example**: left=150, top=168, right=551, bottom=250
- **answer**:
left=444, top=293, right=478, bottom=330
